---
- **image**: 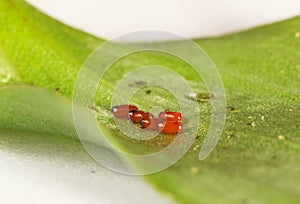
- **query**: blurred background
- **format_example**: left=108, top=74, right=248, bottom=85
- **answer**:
left=26, top=0, right=300, bottom=41
left=3, top=1, right=299, bottom=204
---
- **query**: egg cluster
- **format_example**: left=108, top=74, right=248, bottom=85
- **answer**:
left=111, top=104, right=182, bottom=134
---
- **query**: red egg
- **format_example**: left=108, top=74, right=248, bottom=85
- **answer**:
left=129, top=110, right=144, bottom=123
left=141, top=117, right=160, bottom=130
left=159, top=111, right=182, bottom=121
left=157, top=120, right=182, bottom=134
left=129, top=111, right=154, bottom=124
left=111, top=104, right=138, bottom=118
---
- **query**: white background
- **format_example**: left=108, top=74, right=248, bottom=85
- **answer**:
left=26, top=0, right=300, bottom=41
left=3, top=1, right=300, bottom=204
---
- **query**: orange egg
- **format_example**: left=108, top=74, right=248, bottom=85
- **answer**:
left=157, top=120, right=182, bottom=134
left=159, top=111, right=182, bottom=121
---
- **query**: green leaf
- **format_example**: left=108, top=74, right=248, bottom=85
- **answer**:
left=1, top=0, right=300, bottom=203
left=0, top=85, right=75, bottom=137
